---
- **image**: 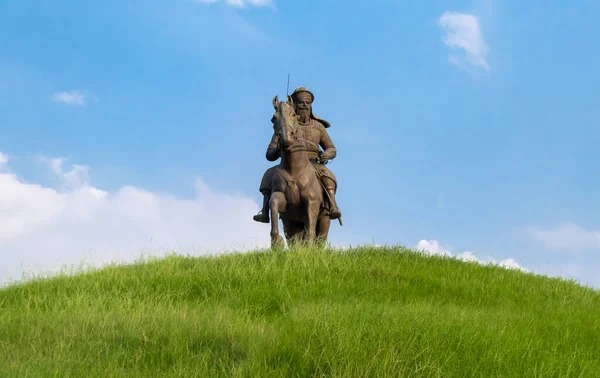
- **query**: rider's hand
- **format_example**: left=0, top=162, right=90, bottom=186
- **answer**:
left=319, top=151, right=333, bottom=161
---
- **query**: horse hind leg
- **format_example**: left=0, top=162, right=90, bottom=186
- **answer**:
left=285, top=221, right=305, bottom=249
left=269, top=191, right=286, bottom=249
left=316, top=214, right=331, bottom=248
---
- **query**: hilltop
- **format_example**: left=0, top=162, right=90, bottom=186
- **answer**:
left=1, top=246, right=599, bottom=377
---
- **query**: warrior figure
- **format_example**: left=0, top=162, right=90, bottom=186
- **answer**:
left=253, top=86, right=342, bottom=223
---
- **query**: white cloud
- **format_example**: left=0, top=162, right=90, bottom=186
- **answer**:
left=415, top=239, right=529, bottom=272
left=51, top=90, right=87, bottom=106
left=0, top=152, right=7, bottom=166
left=438, top=12, right=490, bottom=71
left=525, top=222, right=600, bottom=252
left=39, top=157, right=91, bottom=190
left=415, top=240, right=452, bottom=257
left=0, top=154, right=270, bottom=286
left=195, top=0, right=272, bottom=7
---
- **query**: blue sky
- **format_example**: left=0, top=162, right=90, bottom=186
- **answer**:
left=1, top=0, right=599, bottom=288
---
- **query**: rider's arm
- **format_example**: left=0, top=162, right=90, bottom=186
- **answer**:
left=318, top=124, right=337, bottom=160
left=266, top=132, right=281, bottom=161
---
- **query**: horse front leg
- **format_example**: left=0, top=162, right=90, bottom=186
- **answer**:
left=270, top=191, right=286, bottom=249
left=305, top=199, right=320, bottom=246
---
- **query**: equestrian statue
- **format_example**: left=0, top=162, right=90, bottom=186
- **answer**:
left=253, top=86, right=342, bottom=248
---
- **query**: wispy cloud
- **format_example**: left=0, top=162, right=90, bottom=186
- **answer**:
left=195, top=0, right=273, bottom=7
left=438, top=12, right=490, bottom=71
left=0, top=152, right=269, bottom=286
left=38, top=157, right=92, bottom=190
left=51, top=90, right=88, bottom=106
left=415, top=239, right=528, bottom=272
left=525, top=222, right=600, bottom=253
left=0, top=152, right=7, bottom=166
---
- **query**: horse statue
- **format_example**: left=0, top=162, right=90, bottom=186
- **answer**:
left=268, top=95, right=333, bottom=248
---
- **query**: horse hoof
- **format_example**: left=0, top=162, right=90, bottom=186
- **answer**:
left=271, top=235, right=285, bottom=249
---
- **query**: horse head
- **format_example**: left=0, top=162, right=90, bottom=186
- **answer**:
left=271, top=95, right=299, bottom=148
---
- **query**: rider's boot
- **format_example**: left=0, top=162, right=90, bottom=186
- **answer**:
left=327, top=189, right=342, bottom=220
left=253, top=191, right=271, bottom=223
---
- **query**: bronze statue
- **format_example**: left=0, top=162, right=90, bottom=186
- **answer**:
left=254, top=87, right=342, bottom=247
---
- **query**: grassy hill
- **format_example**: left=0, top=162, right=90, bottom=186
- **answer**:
left=1, top=245, right=599, bottom=377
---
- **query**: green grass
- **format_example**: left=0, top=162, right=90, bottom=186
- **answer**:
left=1, top=245, right=599, bottom=377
